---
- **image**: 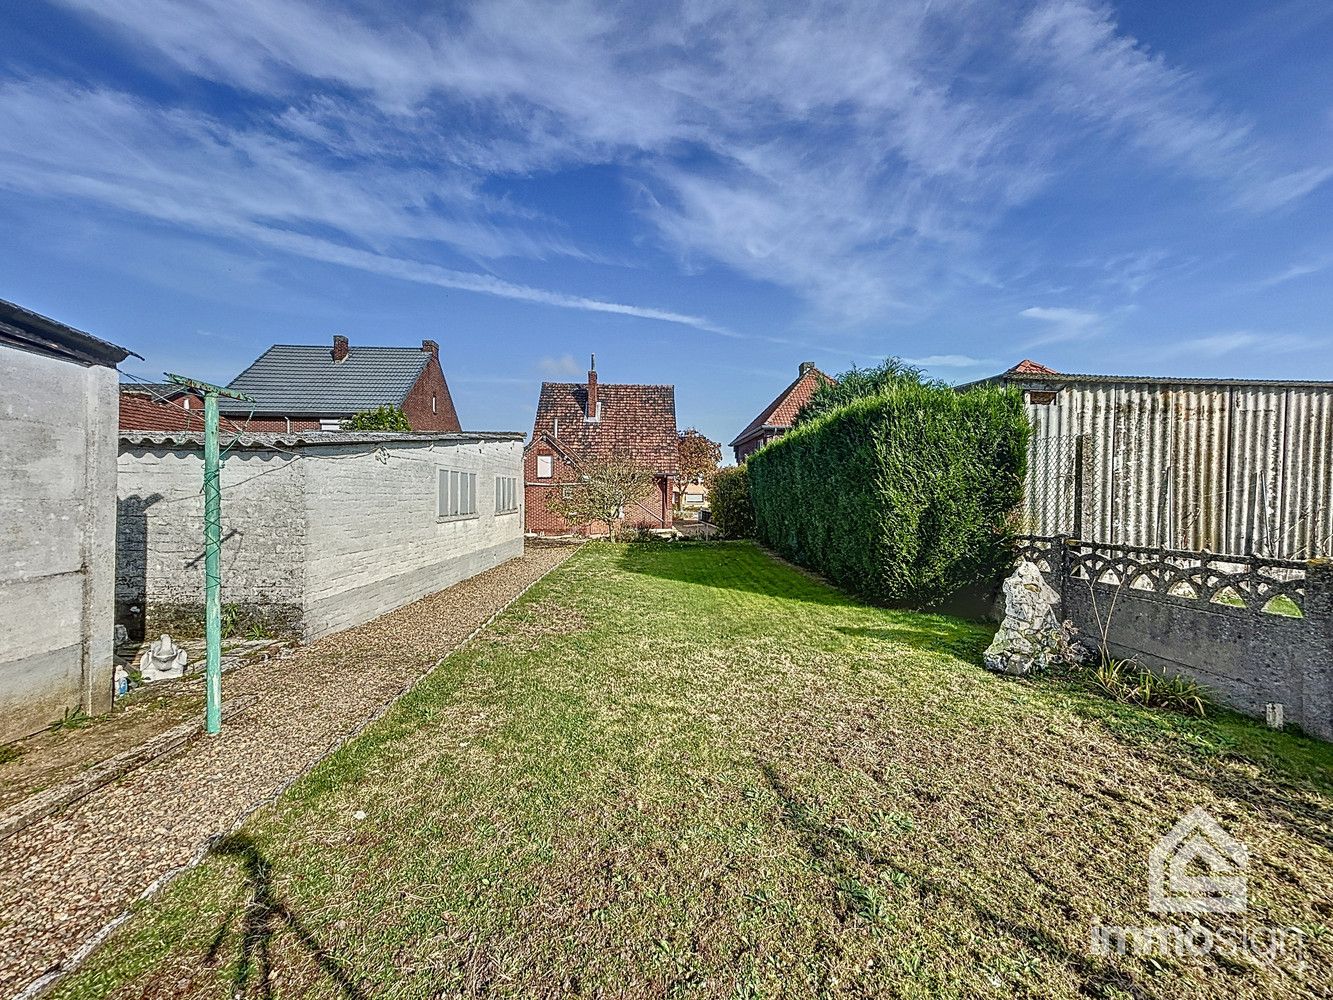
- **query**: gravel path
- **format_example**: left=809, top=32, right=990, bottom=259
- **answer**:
left=0, top=543, right=577, bottom=996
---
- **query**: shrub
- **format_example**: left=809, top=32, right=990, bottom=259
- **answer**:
left=709, top=465, right=754, bottom=538
left=344, top=405, right=412, bottom=431
left=1090, top=658, right=1209, bottom=718
left=747, top=381, right=1029, bottom=607
left=794, top=356, right=934, bottom=427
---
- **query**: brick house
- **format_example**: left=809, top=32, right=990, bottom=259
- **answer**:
left=524, top=360, right=678, bottom=536
left=219, top=335, right=461, bottom=431
left=119, top=384, right=248, bottom=433
left=729, top=361, right=834, bottom=463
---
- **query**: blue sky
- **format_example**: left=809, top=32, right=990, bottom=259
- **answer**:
left=3, top=1, right=1332, bottom=450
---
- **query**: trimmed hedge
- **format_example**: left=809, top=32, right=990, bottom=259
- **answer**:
left=709, top=465, right=754, bottom=538
left=748, top=382, right=1029, bottom=607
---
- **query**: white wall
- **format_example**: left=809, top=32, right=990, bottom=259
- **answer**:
left=117, top=436, right=525, bottom=644
left=1, top=347, right=117, bottom=741
left=301, top=439, right=524, bottom=638
left=116, top=447, right=306, bottom=635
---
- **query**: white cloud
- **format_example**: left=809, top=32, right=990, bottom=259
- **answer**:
left=1019, top=306, right=1102, bottom=345
left=538, top=354, right=586, bottom=378
left=1157, top=331, right=1318, bottom=358
left=1254, top=255, right=1333, bottom=290
left=904, top=354, right=996, bottom=369
left=30, top=0, right=1332, bottom=326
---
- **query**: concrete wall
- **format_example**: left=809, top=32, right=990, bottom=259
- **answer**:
left=117, top=448, right=306, bottom=638
left=1032, top=540, right=1332, bottom=741
left=1, top=347, right=118, bottom=742
left=302, top=439, right=524, bottom=638
left=117, top=437, right=525, bottom=644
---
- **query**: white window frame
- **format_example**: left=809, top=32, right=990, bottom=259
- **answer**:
left=438, top=468, right=478, bottom=520
left=536, top=454, right=553, bottom=479
left=495, top=475, right=519, bottom=514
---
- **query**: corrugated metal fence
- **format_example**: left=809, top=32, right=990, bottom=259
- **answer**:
left=1021, top=381, right=1333, bottom=559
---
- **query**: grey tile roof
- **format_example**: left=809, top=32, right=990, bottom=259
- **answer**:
left=220, top=344, right=431, bottom=415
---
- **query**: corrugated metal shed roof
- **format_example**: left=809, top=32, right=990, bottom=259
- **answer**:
left=0, top=297, right=140, bottom=368
left=120, top=430, right=523, bottom=450
left=220, top=344, right=431, bottom=415
left=1019, top=371, right=1333, bottom=389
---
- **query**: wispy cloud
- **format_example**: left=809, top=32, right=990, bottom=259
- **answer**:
left=538, top=354, right=585, bottom=378
left=26, top=0, right=1333, bottom=327
left=1156, top=331, right=1319, bottom=358
left=1253, top=255, right=1333, bottom=289
left=1019, top=306, right=1103, bottom=345
left=904, top=354, right=996, bottom=369
left=0, top=80, right=736, bottom=337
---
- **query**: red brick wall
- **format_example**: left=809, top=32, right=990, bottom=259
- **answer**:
left=524, top=443, right=672, bottom=535
left=402, top=356, right=462, bottom=432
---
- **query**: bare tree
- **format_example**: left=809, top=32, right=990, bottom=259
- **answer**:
left=546, top=454, right=659, bottom=539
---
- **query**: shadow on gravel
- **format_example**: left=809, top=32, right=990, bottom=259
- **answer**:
left=205, top=834, right=366, bottom=1000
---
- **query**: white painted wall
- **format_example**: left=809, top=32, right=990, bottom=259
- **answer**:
left=301, top=439, right=524, bottom=638
left=1, top=346, right=117, bottom=741
left=116, top=436, right=525, bottom=643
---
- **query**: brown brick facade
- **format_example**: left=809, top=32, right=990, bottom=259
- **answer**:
left=524, top=440, right=671, bottom=536
left=523, top=365, right=677, bottom=535
left=401, top=348, right=462, bottom=432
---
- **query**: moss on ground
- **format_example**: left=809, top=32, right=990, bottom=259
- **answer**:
left=55, top=542, right=1332, bottom=999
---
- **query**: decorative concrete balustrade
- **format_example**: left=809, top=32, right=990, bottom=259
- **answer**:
left=1017, top=536, right=1331, bottom=741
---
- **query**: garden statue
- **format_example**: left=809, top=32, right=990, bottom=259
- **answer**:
left=983, top=561, right=1082, bottom=676
left=138, top=633, right=188, bottom=682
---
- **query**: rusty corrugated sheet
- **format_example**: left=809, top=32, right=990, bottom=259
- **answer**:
left=1023, top=379, right=1333, bottom=559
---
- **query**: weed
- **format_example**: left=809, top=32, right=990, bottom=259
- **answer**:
left=53, top=707, right=93, bottom=731
left=1089, top=657, right=1209, bottom=718
left=0, top=743, right=24, bottom=765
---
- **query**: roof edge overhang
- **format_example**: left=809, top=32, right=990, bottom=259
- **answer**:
left=0, top=299, right=141, bottom=368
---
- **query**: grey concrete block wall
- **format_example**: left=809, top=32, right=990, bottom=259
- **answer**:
left=117, top=437, right=525, bottom=645
left=1042, top=548, right=1332, bottom=742
left=116, top=448, right=306, bottom=636
left=1, top=348, right=118, bottom=742
left=301, top=440, right=525, bottom=639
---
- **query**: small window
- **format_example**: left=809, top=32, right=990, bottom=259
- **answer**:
left=537, top=455, right=553, bottom=479
left=496, top=476, right=519, bottom=513
left=432, top=394, right=437, bottom=414
left=439, top=469, right=477, bottom=518
left=319, top=418, right=342, bottom=431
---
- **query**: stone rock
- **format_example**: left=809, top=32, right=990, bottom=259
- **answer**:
left=114, top=624, right=128, bottom=646
left=983, top=561, right=1080, bottom=676
left=139, top=633, right=188, bottom=682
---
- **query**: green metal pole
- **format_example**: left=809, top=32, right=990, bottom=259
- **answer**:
left=203, top=391, right=222, bottom=734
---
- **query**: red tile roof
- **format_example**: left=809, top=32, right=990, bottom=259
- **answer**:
left=119, top=389, right=247, bottom=433
left=729, top=364, right=834, bottom=447
left=529, top=380, right=678, bottom=476
left=1006, top=358, right=1060, bottom=376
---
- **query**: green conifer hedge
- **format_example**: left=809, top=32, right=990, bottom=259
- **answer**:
left=747, top=382, right=1029, bottom=606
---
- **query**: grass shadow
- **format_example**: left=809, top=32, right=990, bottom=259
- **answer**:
left=205, top=834, right=366, bottom=1000
left=757, top=761, right=1143, bottom=997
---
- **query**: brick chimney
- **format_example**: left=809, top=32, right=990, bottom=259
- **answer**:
left=421, top=339, right=439, bottom=358
left=332, top=334, right=349, bottom=362
left=586, top=354, right=598, bottom=420
left=799, top=360, right=816, bottom=377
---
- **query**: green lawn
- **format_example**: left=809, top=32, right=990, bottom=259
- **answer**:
left=59, top=543, right=1332, bottom=999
